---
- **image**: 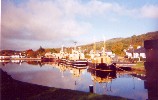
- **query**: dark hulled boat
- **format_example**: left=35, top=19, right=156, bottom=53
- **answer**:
left=41, top=57, right=55, bottom=62
left=87, top=67, right=116, bottom=83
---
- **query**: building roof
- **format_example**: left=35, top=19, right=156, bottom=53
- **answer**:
left=126, top=47, right=145, bottom=53
left=134, top=47, right=146, bottom=53
left=126, top=49, right=133, bottom=53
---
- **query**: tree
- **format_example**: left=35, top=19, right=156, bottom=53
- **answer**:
left=50, top=48, right=57, bottom=53
left=111, top=42, right=124, bottom=56
left=26, top=49, right=37, bottom=58
left=36, top=46, right=45, bottom=56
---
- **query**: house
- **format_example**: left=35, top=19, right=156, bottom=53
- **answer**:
left=0, top=55, right=10, bottom=60
left=105, top=50, right=113, bottom=56
left=134, top=46, right=146, bottom=58
left=125, top=46, right=146, bottom=60
left=11, top=55, right=20, bottom=58
left=45, top=52, right=56, bottom=58
left=10, top=52, right=26, bottom=59
left=125, top=49, right=133, bottom=58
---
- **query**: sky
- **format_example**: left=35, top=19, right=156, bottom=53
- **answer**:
left=1, top=0, right=158, bottom=50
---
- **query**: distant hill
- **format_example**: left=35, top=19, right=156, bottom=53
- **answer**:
left=79, top=31, right=158, bottom=56
left=1, top=31, right=158, bottom=57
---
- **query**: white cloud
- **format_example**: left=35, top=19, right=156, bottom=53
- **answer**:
left=1, top=0, right=92, bottom=50
left=1, top=0, right=158, bottom=50
left=140, top=5, right=158, bottom=18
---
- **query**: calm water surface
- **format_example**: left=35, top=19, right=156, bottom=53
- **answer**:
left=1, top=61, right=148, bottom=99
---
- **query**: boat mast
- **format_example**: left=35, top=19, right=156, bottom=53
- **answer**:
left=61, top=45, right=64, bottom=52
left=93, top=37, right=96, bottom=54
left=103, top=36, right=106, bottom=56
left=74, top=41, right=77, bottom=51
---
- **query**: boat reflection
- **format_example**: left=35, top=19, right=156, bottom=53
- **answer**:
left=0, top=60, right=10, bottom=66
left=88, top=68, right=116, bottom=83
left=0, top=60, right=148, bottom=99
left=39, top=61, right=87, bottom=78
left=0, top=59, right=42, bottom=67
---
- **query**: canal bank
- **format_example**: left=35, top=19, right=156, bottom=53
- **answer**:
left=1, top=69, right=127, bottom=100
left=132, top=62, right=145, bottom=71
left=131, top=62, right=146, bottom=75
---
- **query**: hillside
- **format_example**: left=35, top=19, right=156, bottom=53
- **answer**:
left=80, top=31, right=158, bottom=56
left=1, top=31, right=158, bottom=57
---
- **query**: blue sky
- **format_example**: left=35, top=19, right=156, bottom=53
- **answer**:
left=1, top=0, right=158, bottom=50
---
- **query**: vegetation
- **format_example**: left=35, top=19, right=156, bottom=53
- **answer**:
left=1, top=31, right=158, bottom=57
left=80, top=31, right=158, bottom=56
left=0, top=50, right=15, bottom=56
left=132, top=62, right=145, bottom=71
left=85, top=54, right=91, bottom=59
left=36, top=46, right=45, bottom=55
left=131, top=62, right=146, bottom=75
left=26, top=49, right=37, bottom=58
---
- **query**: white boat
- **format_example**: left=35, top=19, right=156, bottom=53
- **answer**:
left=73, top=59, right=88, bottom=67
left=59, top=58, right=66, bottom=64
left=65, top=60, right=74, bottom=66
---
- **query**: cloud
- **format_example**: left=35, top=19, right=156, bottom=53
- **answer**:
left=1, top=0, right=92, bottom=50
left=2, top=0, right=91, bottom=39
left=140, top=5, right=158, bottom=19
left=1, top=0, right=158, bottom=50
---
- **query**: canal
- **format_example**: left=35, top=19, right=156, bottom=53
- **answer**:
left=1, top=61, right=147, bottom=99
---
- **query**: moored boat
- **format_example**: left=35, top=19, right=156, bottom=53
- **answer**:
left=87, top=67, right=117, bottom=83
left=73, top=59, right=88, bottom=67
left=65, top=60, right=74, bottom=66
left=58, top=58, right=66, bottom=64
left=41, top=57, right=55, bottom=62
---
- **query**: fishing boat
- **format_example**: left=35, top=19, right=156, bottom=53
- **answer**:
left=59, top=58, right=66, bottom=64
left=73, top=59, right=88, bottom=67
left=41, top=57, right=54, bottom=62
left=88, top=55, right=112, bottom=70
left=65, top=60, right=74, bottom=66
left=67, top=42, right=88, bottom=68
left=88, top=67, right=116, bottom=83
left=88, top=37, right=113, bottom=70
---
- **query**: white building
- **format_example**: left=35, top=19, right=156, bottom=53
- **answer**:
left=0, top=56, right=10, bottom=59
left=133, top=46, right=146, bottom=58
left=125, top=46, right=146, bottom=59
left=45, top=52, right=56, bottom=58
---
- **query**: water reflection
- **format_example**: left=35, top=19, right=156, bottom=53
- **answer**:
left=0, top=60, right=148, bottom=99
left=87, top=68, right=116, bottom=83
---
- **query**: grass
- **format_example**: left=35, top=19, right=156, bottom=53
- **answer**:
left=132, top=62, right=146, bottom=74
left=132, top=62, right=145, bottom=70
left=1, top=69, right=128, bottom=100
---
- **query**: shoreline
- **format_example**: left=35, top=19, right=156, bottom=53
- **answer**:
left=1, top=69, right=127, bottom=100
left=10, top=58, right=41, bottom=60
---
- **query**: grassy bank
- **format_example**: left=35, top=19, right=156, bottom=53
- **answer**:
left=132, top=62, right=146, bottom=74
left=0, top=69, right=127, bottom=100
left=132, top=62, right=145, bottom=71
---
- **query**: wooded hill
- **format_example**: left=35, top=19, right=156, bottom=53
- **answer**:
left=79, top=31, right=158, bottom=56
left=1, top=31, right=158, bottom=57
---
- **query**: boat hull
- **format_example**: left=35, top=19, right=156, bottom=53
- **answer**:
left=73, top=60, right=88, bottom=67
left=88, top=63, right=109, bottom=70
left=41, top=57, right=54, bottom=62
